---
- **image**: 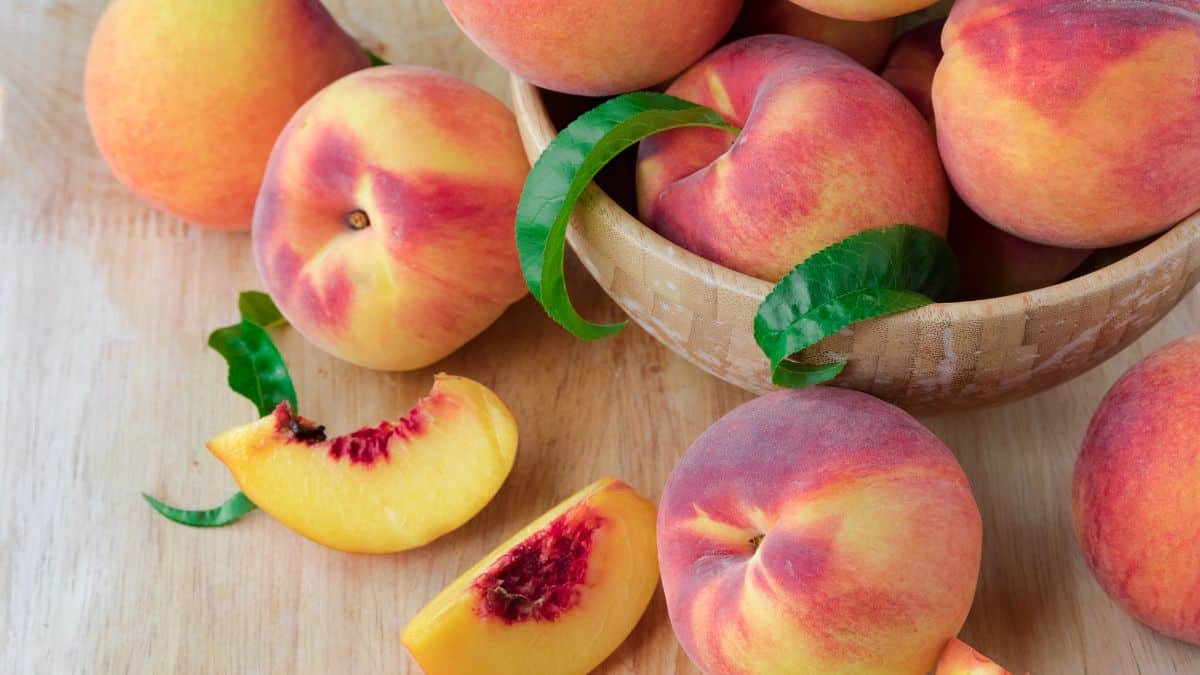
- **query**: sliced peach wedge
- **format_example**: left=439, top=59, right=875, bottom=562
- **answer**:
left=402, top=478, right=659, bottom=675
left=937, top=639, right=1019, bottom=675
left=206, top=374, right=517, bottom=554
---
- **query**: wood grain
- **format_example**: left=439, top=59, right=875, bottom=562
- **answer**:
left=2, top=1, right=1199, bottom=673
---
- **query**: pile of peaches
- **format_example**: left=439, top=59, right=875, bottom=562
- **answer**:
left=85, top=0, right=1200, bottom=673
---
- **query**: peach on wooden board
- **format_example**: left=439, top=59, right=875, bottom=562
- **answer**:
left=1073, top=335, right=1200, bottom=645
left=401, top=478, right=659, bottom=675
left=441, top=0, right=743, bottom=96
left=787, top=0, right=941, bottom=21
left=936, top=639, right=1016, bottom=675
left=881, top=21, right=1091, bottom=299
left=935, top=0, right=1200, bottom=249
left=207, top=374, right=517, bottom=554
left=658, top=387, right=982, bottom=675
left=253, top=65, right=528, bottom=371
left=636, top=35, right=947, bottom=282
left=84, top=0, right=368, bottom=230
left=733, top=0, right=897, bottom=70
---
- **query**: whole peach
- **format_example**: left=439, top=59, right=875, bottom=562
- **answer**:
left=935, top=0, right=1200, bottom=248
left=253, top=66, right=528, bottom=371
left=1073, top=334, right=1200, bottom=645
left=881, top=22, right=1092, bottom=298
left=637, top=36, right=947, bottom=282
left=659, top=387, right=983, bottom=674
left=441, top=0, right=743, bottom=96
left=788, top=0, right=941, bottom=21
left=734, top=0, right=897, bottom=70
left=85, top=0, right=368, bottom=230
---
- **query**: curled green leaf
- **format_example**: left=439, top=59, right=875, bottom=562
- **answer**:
left=754, top=225, right=959, bottom=388
left=237, top=291, right=287, bottom=329
left=208, top=319, right=297, bottom=418
left=516, top=92, right=739, bottom=339
left=143, top=492, right=257, bottom=528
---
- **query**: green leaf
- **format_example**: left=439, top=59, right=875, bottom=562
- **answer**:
left=516, top=92, right=739, bottom=339
left=237, top=291, right=287, bottom=329
left=754, top=225, right=959, bottom=388
left=142, top=492, right=257, bottom=528
left=365, top=48, right=389, bottom=67
left=208, top=319, right=297, bottom=417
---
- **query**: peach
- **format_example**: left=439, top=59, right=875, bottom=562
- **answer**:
left=733, top=0, right=897, bottom=70
left=402, top=478, right=659, bottom=675
left=84, top=0, right=368, bottom=230
left=936, top=639, right=1015, bottom=675
left=207, top=374, right=517, bottom=554
left=1073, top=334, right=1200, bottom=645
left=253, top=65, right=528, bottom=371
left=935, top=0, right=1200, bottom=249
left=882, top=21, right=1091, bottom=299
left=441, top=0, right=743, bottom=96
left=787, top=0, right=941, bottom=21
left=658, top=387, right=982, bottom=675
left=636, top=35, right=948, bottom=282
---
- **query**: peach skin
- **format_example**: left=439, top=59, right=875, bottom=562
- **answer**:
left=733, top=0, right=897, bottom=70
left=85, top=0, right=368, bottom=230
left=637, top=35, right=948, bottom=282
left=207, top=374, right=517, bottom=554
left=935, top=0, right=1200, bottom=248
left=402, top=478, right=659, bottom=675
left=658, top=387, right=983, bottom=675
left=1074, top=334, right=1200, bottom=645
left=253, top=65, right=528, bottom=371
left=441, top=0, right=743, bottom=96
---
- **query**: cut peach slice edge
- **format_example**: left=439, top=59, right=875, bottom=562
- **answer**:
left=402, top=478, right=660, bottom=675
left=937, top=638, right=1022, bottom=675
left=206, top=373, right=517, bottom=554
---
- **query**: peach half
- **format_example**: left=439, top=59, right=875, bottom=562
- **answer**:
left=402, top=478, right=659, bottom=675
left=936, top=639, right=1016, bottom=675
left=658, top=387, right=982, bottom=674
left=207, top=374, right=517, bottom=554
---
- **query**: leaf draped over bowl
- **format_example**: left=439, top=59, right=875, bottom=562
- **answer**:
left=145, top=291, right=296, bottom=528
left=515, top=92, right=739, bottom=339
left=754, top=226, right=959, bottom=388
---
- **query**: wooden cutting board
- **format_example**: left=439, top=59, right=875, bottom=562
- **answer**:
left=2, top=1, right=1198, bottom=672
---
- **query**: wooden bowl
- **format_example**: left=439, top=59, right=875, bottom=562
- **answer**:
left=511, top=77, right=1200, bottom=413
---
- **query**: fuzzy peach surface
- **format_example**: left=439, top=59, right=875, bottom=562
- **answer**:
left=636, top=36, right=948, bottom=282
left=441, top=0, right=742, bottom=96
left=253, top=65, right=528, bottom=371
left=658, top=387, right=982, bottom=675
left=935, top=0, right=1200, bottom=249
left=1073, top=334, right=1200, bottom=645
left=84, top=0, right=368, bottom=230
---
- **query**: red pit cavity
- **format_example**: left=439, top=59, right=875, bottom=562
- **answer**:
left=475, top=508, right=603, bottom=624
left=274, top=401, right=430, bottom=466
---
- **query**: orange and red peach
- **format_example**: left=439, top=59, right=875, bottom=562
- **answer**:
left=207, top=374, right=518, bottom=554
left=441, top=0, right=742, bottom=96
left=734, top=0, right=897, bottom=70
left=402, top=478, right=659, bottom=675
left=787, top=0, right=941, bottom=21
left=253, top=65, right=528, bottom=371
left=881, top=21, right=1091, bottom=299
left=935, top=0, right=1200, bottom=249
left=85, top=0, right=368, bottom=230
left=658, top=387, right=982, bottom=674
left=1073, top=334, right=1200, bottom=645
left=636, top=35, right=948, bottom=282
left=936, top=639, right=1015, bottom=675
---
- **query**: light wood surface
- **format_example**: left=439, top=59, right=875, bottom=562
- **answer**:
left=3, top=1, right=1200, bottom=673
